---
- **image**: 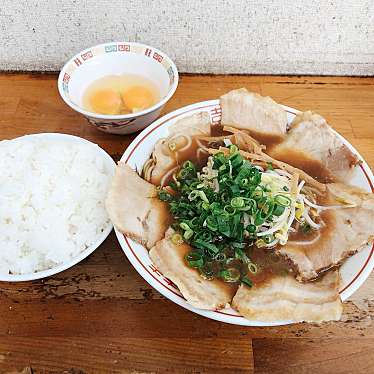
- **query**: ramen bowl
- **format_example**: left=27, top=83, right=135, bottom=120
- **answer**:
left=115, top=100, right=374, bottom=326
left=58, top=42, right=179, bottom=135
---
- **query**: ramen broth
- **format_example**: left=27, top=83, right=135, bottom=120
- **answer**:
left=214, top=126, right=337, bottom=183
left=83, top=74, right=160, bottom=115
left=158, top=135, right=212, bottom=187
left=247, top=247, right=292, bottom=285
left=154, top=127, right=332, bottom=282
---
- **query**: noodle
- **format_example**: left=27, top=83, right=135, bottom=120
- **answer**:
left=145, top=164, right=155, bottom=182
left=195, top=138, right=211, bottom=152
left=168, top=134, right=193, bottom=153
left=160, top=166, right=179, bottom=188
left=142, top=158, right=155, bottom=181
left=223, top=126, right=265, bottom=153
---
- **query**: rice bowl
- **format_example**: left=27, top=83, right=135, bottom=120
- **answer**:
left=0, top=133, right=115, bottom=281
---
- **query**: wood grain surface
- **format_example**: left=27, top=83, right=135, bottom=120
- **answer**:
left=0, top=74, right=374, bottom=374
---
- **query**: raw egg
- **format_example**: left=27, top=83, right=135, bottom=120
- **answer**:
left=83, top=74, right=159, bottom=115
left=121, top=86, right=155, bottom=113
left=88, top=89, right=122, bottom=115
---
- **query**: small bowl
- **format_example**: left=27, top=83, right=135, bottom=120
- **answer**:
left=58, top=42, right=179, bottom=135
left=0, top=133, right=115, bottom=282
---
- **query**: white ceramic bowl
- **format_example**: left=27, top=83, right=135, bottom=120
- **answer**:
left=0, top=133, right=115, bottom=282
left=116, top=100, right=374, bottom=326
left=58, top=42, right=179, bottom=135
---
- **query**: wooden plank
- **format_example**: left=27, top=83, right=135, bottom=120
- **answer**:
left=0, top=337, right=253, bottom=374
left=253, top=338, right=374, bottom=374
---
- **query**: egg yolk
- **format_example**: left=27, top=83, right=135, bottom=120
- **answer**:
left=89, top=89, right=122, bottom=115
left=121, top=86, right=155, bottom=112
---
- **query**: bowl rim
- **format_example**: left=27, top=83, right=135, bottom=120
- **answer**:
left=57, top=41, right=179, bottom=121
left=0, top=132, right=115, bottom=282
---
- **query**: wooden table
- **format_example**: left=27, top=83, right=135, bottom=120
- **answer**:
left=1, top=74, right=374, bottom=374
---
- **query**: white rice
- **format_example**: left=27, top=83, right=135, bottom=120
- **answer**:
left=0, top=136, right=113, bottom=275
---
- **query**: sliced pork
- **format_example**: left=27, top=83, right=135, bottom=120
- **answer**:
left=270, top=111, right=359, bottom=183
left=105, top=162, right=171, bottom=249
left=279, top=183, right=374, bottom=281
left=220, top=88, right=288, bottom=139
left=232, top=271, right=342, bottom=323
left=168, top=111, right=211, bottom=136
left=150, top=234, right=236, bottom=310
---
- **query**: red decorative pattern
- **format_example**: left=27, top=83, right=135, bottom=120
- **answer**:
left=81, top=51, right=93, bottom=61
left=74, top=57, right=82, bottom=67
left=149, top=264, right=163, bottom=277
left=149, top=265, right=179, bottom=290
left=144, top=48, right=152, bottom=57
left=163, top=276, right=179, bottom=290
left=210, top=106, right=222, bottom=125
left=118, top=44, right=130, bottom=52
left=153, top=52, right=163, bottom=63
left=63, top=73, right=70, bottom=83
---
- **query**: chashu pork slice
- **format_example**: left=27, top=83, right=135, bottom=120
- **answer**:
left=146, top=112, right=211, bottom=185
left=150, top=235, right=236, bottom=310
left=232, top=271, right=342, bottom=323
left=279, top=183, right=374, bottom=281
left=270, top=111, right=359, bottom=183
left=105, top=162, right=171, bottom=249
left=168, top=111, right=211, bottom=136
left=220, top=88, right=288, bottom=140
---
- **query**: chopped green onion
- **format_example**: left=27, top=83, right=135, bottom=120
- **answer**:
left=220, top=268, right=241, bottom=282
left=206, top=216, right=218, bottom=231
left=229, top=144, right=239, bottom=154
left=224, top=205, right=236, bottom=215
left=241, top=276, right=253, bottom=287
left=247, top=224, right=257, bottom=233
left=231, top=197, right=245, bottom=208
left=186, top=252, right=204, bottom=268
left=252, top=188, right=263, bottom=200
left=254, top=213, right=265, bottom=226
left=272, top=204, right=285, bottom=216
left=189, top=217, right=200, bottom=228
left=183, top=229, right=194, bottom=240
left=168, top=142, right=177, bottom=151
left=183, top=160, right=194, bottom=169
left=158, top=190, right=174, bottom=202
left=263, top=234, right=274, bottom=244
left=180, top=222, right=190, bottom=231
left=301, top=222, right=312, bottom=234
left=267, top=162, right=274, bottom=170
left=214, top=252, right=226, bottom=262
left=194, top=239, right=219, bottom=254
left=274, top=194, right=291, bottom=207
left=188, top=190, right=209, bottom=203
left=171, top=233, right=183, bottom=245
left=248, top=263, right=258, bottom=274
